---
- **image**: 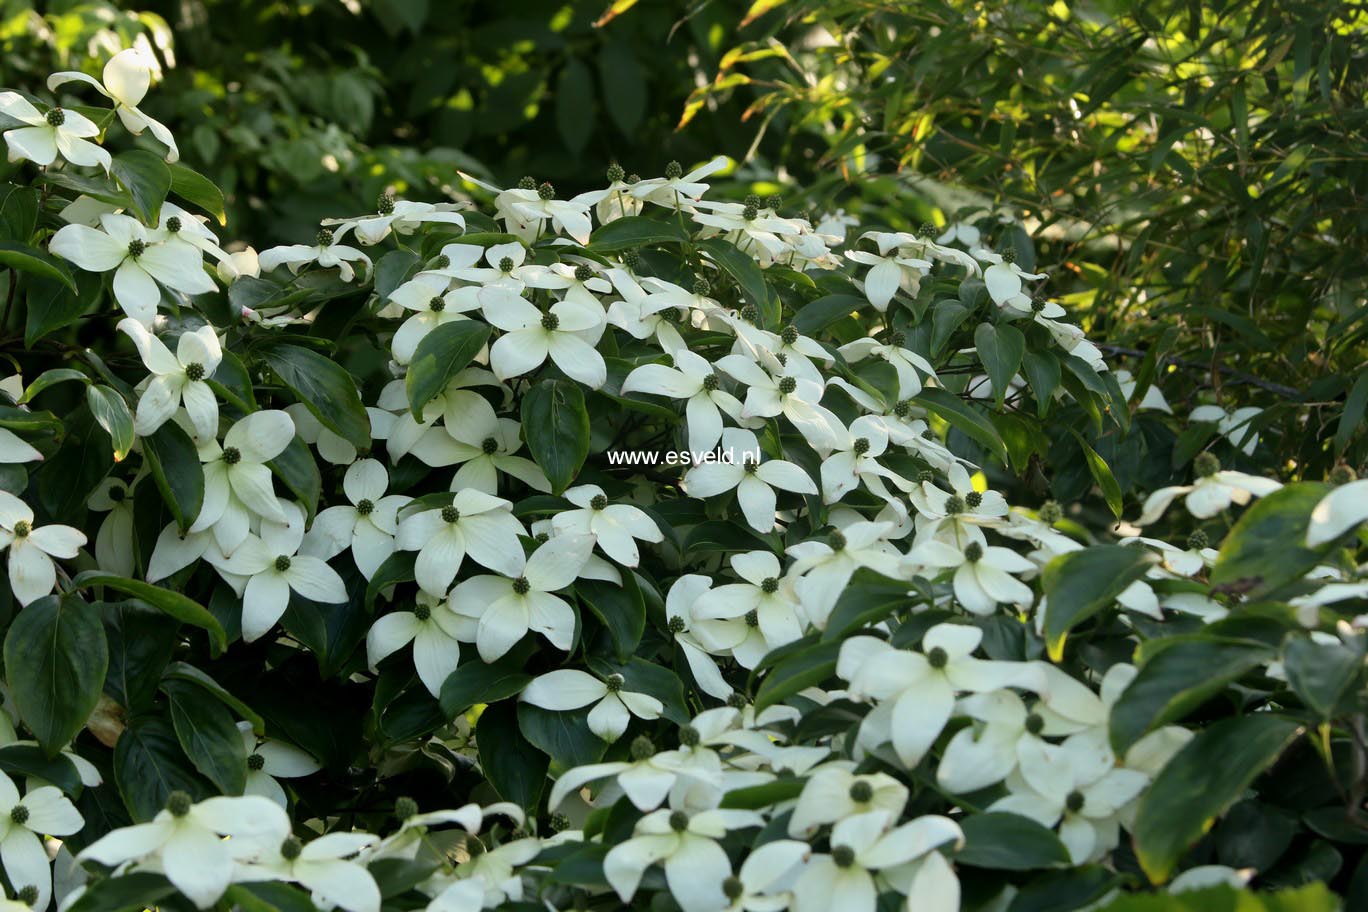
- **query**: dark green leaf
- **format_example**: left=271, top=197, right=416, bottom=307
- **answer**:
left=521, top=380, right=590, bottom=494
left=700, top=237, right=771, bottom=325
left=1109, top=635, right=1273, bottom=754
left=86, top=385, right=134, bottom=462
left=262, top=343, right=371, bottom=449
left=111, top=149, right=173, bottom=225
left=1282, top=633, right=1362, bottom=720
left=1069, top=430, right=1123, bottom=518
left=141, top=419, right=204, bottom=532
left=1133, top=714, right=1303, bottom=883
left=406, top=320, right=491, bottom=419
left=974, top=321, right=1026, bottom=406
left=588, top=216, right=690, bottom=253
left=114, top=716, right=211, bottom=821
left=72, top=572, right=227, bottom=656
left=476, top=701, right=547, bottom=809
left=958, top=812, right=1071, bottom=870
left=439, top=649, right=534, bottom=720
left=913, top=387, right=1009, bottom=465
left=162, top=678, right=248, bottom=795
left=1211, top=483, right=1332, bottom=597
left=1041, top=545, right=1154, bottom=661
left=0, top=241, right=76, bottom=291
left=4, top=594, right=107, bottom=757
left=168, top=162, right=227, bottom=225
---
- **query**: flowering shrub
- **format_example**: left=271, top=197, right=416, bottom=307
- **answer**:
left=0, top=46, right=1362, bottom=912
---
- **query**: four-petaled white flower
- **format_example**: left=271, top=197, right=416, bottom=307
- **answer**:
left=0, top=492, right=86, bottom=606
left=449, top=533, right=595, bottom=662
left=217, top=500, right=349, bottom=642
left=119, top=318, right=223, bottom=439
left=387, top=275, right=481, bottom=365
left=480, top=286, right=607, bottom=388
left=78, top=792, right=290, bottom=910
left=684, top=429, right=817, bottom=533
left=1136, top=456, right=1281, bottom=525
left=50, top=214, right=216, bottom=326
left=302, top=458, right=410, bottom=579
left=604, top=807, right=763, bottom=912
left=394, top=489, right=526, bottom=596
left=0, top=92, right=110, bottom=171
left=621, top=349, right=742, bottom=455
left=258, top=227, right=372, bottom=283
left=47, top=47, right=178, bottom=160
left=551, top=484, right=662, bottom=567
left=237, top=722, right=321, bottom=808
left=521, top=668, right=664, bottom=742
left=366, top=591, right=472, bottom=697
left=245, top=832, right=381, bottom=912
left=905, top=537, right=1037, bottom=615
left=0, top=769, right=84, bottom=911
left=191, top=410, right=297, bottom=554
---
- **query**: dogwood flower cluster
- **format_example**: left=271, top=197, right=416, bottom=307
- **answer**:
left=0, top=50, right=1363, bottom=912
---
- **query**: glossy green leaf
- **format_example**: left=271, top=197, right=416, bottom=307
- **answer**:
left=1041, top=545, right=1154, bottom=661
left=405, top=320, right=491, bottom=419
left=0, top=241, right=76, bottom=291
left=4, top=595, right=107, bottom=757
left=975, top=321, right=1025, bottom=406
left=262, top=343, right=371, bottom=449
left=1211, top=482, right=1332, bottom=598
left=162, top=678, right=248, bottom=795
left=958, top=812, right=1072, bottom=870
left=521, top=379, right=590, bottom=494
left=111, top=149, right=173, bottom=225
left=141, top=419, right=204, bottom=532
left=72, top=572, right=227, bottom=656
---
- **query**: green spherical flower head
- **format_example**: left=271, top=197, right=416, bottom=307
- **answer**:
left=726, top=691, right=748, bottom=709
left=534, top=531, right=549, bottom=544
left=919, top=222, right=938, bottom=239
left=537, top=182, right=556, bottom=200
left=889, top=330, right=906, bottom=348
left=1024, top=713, right=1045, bottom=735
left=964, top=542, right=984, bottom=563
left=45, top=107, right=65, bottom=127
left=9, top=805, right=28, bottom=825
left=541, top=312, right=560, bottom=331
left=630, top=735, right=655, bottom=761
left=590, top=494, right=608, bottom=510
left=429, top=296, right=446, bottom=312
left=781, top=324, right=799, bottom=345
left=742, top=459, right=760, bottom=475
left=606, top=163, right=625, bottom=183
left=431, top=254, right=451, bottom=270
left=775, top=353, right=788, bottom=368
left=549, top=812, right=571, bottom=832
left=316, top=228, right=335, bottom=248
left=722, top=875, right=745, bottom=901
left=11, top=520, right=28, bottom=539
left=739, top=304, right=758, bottom=323
left=166, top=790, right=193, bottom=818
left=852, top=437, right=871, bottom=456
left=377, top=193, right=395, bottom=215
left=440, top=505, right=460, bottom=524
left=247, top=752, right=266, bottom=771
left=414, top=603, right=431, bottom=622
left=574, top=263, right=593, bottom=283
left=274, top=555, right=292, bottom=573
left=1038, top=500, right=1063, bottom=524
left=1194, top=452, right=1221, bottom=478
left=280, top=836, right=303, bottom=861
left=496, top=256, right=514, bottom=274
left=481, top=436, right=499, bottom=455
left=1186, top=530, right=1209, bottom=551
left=626, top=173, right=641, bottom=185
left=356, top=498, right=374, bottom=516
left=1000, top=248, right=1017, bottom=264
left=517, top=176, right=537, bottom=191
left=831, top=845, right=857, bottom=868
left=744, top=609, right=759, bottom=628
left=667, top=615, right=687, bottom=634
left=182, top=361, right=206, bottom=382
left=678, top=724, right=701, bottom=747
left=604, top=673, right=625, bottom=693
left=742, top=204, right=758, bottom=221
left=965, top=491, right=983, bottom=509
left=622, top=249, right=641, bottom=270
left=827, top=530, right=847, bottom=551
left=222, top=446, right=241, bottom=465
left=702, top=373, right=721, bottom=392
left=127, top=239, right=146, bottom=258
left=1329, top=463, right=1357, bottom=486
left=848, top=780, right=873, bottom=803
left=15, top=885, right=38, bottom=907
left=761, top=576, right=779, bottom=594
left=778, top=376, right=798, bottom=395
left=1065, top=790, right=1086, bottom=813
left=665, top=160, right=683, bottom=180
left=512, top=576, right=532, bottom=595
left=1030, top=298, right=1047, bottom=313
left=894, top=400, right=913, bottom=419
left=668, top=810, right=690, bottom=832
left=926, top=646, right=949, bottom=669
left=944, top=495, right=965, bottom=515
left=165, top=216, right=182, bottom=233
left=692, top=276, right=712, bottom=297
left=766, top=193, right=782, bottom=211
left=395, top=796, right=419, bottom=820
